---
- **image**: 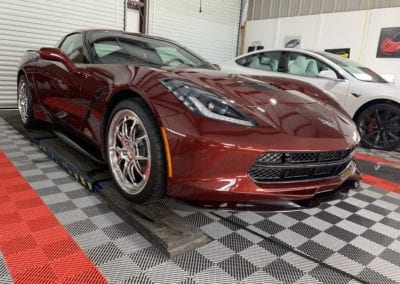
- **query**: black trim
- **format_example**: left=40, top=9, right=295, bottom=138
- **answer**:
left=83, top=31, right=96, bottom=64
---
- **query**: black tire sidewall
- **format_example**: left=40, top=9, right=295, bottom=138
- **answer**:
left=105, top=98, right=167, bottom=203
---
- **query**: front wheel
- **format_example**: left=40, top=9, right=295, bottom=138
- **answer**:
left=106, top=98, right=167, bottom=203
left=17, top=75, right=37, bottom=128
left=357, top=103, right=400, bottom=151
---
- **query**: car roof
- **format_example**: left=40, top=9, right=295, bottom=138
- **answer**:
left=238, top=48, right=321, bottom=58
left=73, top=29, right=172, bottom=42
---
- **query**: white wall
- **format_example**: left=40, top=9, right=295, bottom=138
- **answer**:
left=244, top=7, right=400, bottom=85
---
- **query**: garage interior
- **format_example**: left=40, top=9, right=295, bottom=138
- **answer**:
left=1, top=1, right=400, bottom=284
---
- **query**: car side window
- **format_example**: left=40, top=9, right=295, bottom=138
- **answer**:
left=287, top=52, right=336, bottom=78
left=236, top=52, right=281, bottom=72
left=59, top=33, right=86, bottom=64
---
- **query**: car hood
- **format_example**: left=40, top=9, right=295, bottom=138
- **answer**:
left=162, top=68, right=332, bottom=106
left=159, top=67, right=357, bottom=141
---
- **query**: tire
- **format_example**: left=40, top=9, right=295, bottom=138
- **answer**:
left=17, top=74, right=37, bottom=128
left=105, top=98, right=167, bottom=203
left=357, top=103, right=400, bottom=151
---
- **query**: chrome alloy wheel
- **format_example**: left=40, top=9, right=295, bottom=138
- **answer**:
left=18, top=80, right=29, bottom=124
left=108, top=110, right=151, bottom=195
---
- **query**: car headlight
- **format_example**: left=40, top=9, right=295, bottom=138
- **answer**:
left=159, top=78, right=256, bottom=127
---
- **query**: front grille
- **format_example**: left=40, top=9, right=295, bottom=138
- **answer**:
left=249, top=149, right=353, bottom=183
left=320, top=151, right=342, bottom=162
left=257, top=152, right=283, bottom=164
left=290, top=153, right=317, bottom=163
left=248, top=168, right=282, bottom=181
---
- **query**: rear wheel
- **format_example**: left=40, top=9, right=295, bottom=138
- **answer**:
left=17, top=75, right=37, bottom=128
left=357, top=103, right=400, bottom=151
left=106, top=98, right=167, bottom=203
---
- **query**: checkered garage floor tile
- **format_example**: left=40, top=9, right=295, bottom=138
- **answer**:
left=0, top=252, right=12, bottom=284
left=1, top=116, right=400, bottom=284
left=357, top=147, right=400, bottom=163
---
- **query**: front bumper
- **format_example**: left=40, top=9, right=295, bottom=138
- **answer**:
left=162, top=115, right=361, bottom=202
left=169, top=160, right=360, bottom=201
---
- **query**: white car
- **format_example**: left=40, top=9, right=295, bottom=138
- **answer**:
left=221, top=48, right=400, bottom=151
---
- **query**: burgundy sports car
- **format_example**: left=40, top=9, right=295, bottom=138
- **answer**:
left=18, top=30, right=361, bottom=203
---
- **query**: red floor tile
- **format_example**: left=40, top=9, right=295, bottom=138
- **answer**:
left=0, top=151, right=107, bottom=284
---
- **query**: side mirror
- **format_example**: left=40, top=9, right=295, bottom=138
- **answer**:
left=212, top=64, right=221, bottom=71
left=318, top=70, right=338, bottom=80
left=39, top=48, right=77, bottom=73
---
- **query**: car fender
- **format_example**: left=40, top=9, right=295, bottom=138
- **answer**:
left=347, top=82, right=400, bottom=118
left=18, top=51, right=52, bottom=122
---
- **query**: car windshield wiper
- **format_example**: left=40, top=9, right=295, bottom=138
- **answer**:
left=129, top=62, right=162, bottom=68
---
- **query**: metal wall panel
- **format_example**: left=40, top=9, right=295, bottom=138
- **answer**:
left=248, top=0, right=400, bottom=20
left=0, top=0, right=125, bottom=108
left=147, top=0, right=241, bottom=64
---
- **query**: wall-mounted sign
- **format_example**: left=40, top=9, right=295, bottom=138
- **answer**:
left=325, top=48, right=351, bottom=58
left=377, top=27, right=400, bottom=58
left=247, top=41, right=264, bottom=52
left=284, top=36, right=301, bottom=48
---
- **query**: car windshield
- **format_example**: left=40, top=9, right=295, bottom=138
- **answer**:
left=88, top=31, right=214, bottom=69
left=316, top=51, right=387, bottom=83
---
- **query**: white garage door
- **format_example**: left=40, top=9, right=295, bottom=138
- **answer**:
left=148, top=0, right=241, bottom=65
left=0, top=0, right=125, bottom=108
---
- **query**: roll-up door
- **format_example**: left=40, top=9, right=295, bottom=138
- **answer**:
left=147, top=0, right=241, bottom=65
left=0, top=0, right=125, bottom=108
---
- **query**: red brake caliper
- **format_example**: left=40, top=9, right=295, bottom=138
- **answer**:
left=367, top=115, right=376, bottom=133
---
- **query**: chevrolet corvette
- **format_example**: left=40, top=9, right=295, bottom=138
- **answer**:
left=18, top=30, right=361, bottom=203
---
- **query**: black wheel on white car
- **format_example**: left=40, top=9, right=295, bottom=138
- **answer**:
left=106, top=98, right=167, bottom=203
left=17, top=75, right=37, bottom=128
left=357, top=103, right=400, bottom=151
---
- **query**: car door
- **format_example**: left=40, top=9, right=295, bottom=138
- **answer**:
left=35, top=33, right=87, bottom=131
left=226, top=51, right=283, bottom=76
left=282, top=51, right=350, bottom=108
left=77, top=32, right=140, bottom=145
